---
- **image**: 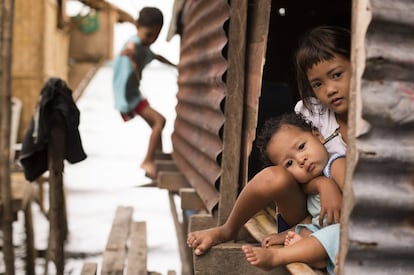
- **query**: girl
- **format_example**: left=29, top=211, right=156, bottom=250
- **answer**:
left=262, top=25, right=350, bottom=247
left=187, top=25, right=350, bottom=260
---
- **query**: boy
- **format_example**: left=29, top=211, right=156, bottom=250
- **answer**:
left=113, top=7, right=176, bottom=179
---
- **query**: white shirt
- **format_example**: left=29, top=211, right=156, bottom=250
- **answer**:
left=295, top=98, right=346, bottom=156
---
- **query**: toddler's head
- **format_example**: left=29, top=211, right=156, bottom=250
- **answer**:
left=257, top=113, right=329, bottom=183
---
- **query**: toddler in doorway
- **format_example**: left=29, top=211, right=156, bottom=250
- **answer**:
left=242, top=112, right=345, bottom=275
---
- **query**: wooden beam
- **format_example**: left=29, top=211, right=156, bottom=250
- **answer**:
left=105, top=206, right=133, bottom=251
left=154, top=151, right=172, bottom=160
left=126, top=221, right=147, bottom=275
left=180, top=188, right=206, bottom=212
left=0, top=1, right=15, bottom=272
left=188, top=214, right=216, bottom=232
left=81, top=262, right=97, bottom=275
left=102, top=206, right=133, bottom=275
left=193, top=242, right=290, bottom=275
left=157, top=171, right=190, bottom=192
left=155, top=159, right=178, bottom=172
left=168, top=192, right=193, bottom=275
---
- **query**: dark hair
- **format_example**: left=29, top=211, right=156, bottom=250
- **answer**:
left=295, top=26, right=350, bottom=111
left=256, top=113, right=314, bottom=167
left=137, top=7, right=163, bottom=27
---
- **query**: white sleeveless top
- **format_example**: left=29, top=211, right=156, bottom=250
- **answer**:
left=295, top=98, right=346, bottom=156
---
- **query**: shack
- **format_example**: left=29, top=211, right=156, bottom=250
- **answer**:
left=165, top=0, right=414, bottom=274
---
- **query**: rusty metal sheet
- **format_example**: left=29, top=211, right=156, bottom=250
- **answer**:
left=344, top=0, right=414, bottom=273
left=172, top=0, right=230, bottom=213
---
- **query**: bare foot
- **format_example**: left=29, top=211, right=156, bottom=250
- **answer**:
left=187, top=226, right=232, bottom=256
left=242, top=245, right=282, bottom=271
left=284, top=231, right=302, bottom=247
left=262, top=232, right=286, bottom=248
left=141, top=161, right=156, bottom=179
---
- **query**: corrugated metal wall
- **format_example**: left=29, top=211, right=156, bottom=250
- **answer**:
left=344, top=0, right=414, bottom=273
left=172, top=0, right=230, bottom=213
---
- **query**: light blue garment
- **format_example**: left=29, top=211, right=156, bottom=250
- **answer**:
left=296, top=223, right=340, bottom=275
left=112, top=35, right=155, bottom=113
left=296, top=153, right=345, bottom=275
left=309, top=153, right=345, bottom=227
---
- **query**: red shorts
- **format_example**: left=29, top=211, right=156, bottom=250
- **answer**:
left=121, top=99, right=149, bottom=121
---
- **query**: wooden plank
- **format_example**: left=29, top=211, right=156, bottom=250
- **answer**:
left=180, top=188, right=206, bottom=211
left=168, top=192, right=193, bottom=275
left=218, top=0, right=248, bottom=225
left=101, top=250, right=126, bottom=275
left=23, top=202, right=35, bottom=275
left=167, top=271, right=177, bottom=275
left=101, top=206, right=133, bottom=275
left=105, top=206, right=133, bottom=251
left=188, top=214, right=217, bottom=232
left=154, top=160, right=178, bottom=174
left=193, top=242, right=290, bottom=275
left=47, top=118, right=66, bottom=275
left=81, top=262, right=97, bottom=275
left=157, top=171, right=190, bottom=192
left=154, top=151, right=172, bottom=160
left=126, top=221, right=147, bottom=275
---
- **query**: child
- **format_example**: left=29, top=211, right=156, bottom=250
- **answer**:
left=261, top=25, right=350, bottom=247
left=112, top=7, right=176, bottom=179
left=242, top=112, right=345, bottom=275
left=187, top=25, right=349, bottom=256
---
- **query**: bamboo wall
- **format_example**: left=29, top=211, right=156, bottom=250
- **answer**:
left=12, top=0, right=69, bottom=141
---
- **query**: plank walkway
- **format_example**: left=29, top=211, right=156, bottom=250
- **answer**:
left=81, top=206, right=177, bottom=275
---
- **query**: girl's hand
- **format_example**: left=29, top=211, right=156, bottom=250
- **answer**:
left=317, top=177, right=342, bottom=226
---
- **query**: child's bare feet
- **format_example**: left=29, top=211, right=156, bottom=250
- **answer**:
left=262, top=232, right=286, bottom=248
left=242, top=245, right=282, bottom=271
left=187, top=226, right=232, bottom=256
left=284, top=231, right=302, bottom=247
left=141, top=161, right=156, bottom=179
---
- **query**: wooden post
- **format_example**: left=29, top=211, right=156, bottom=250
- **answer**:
left=0, top=0, right=16, bottom=274
left=46, top=113, right=67, bottom=275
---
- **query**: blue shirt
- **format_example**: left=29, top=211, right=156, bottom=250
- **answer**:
left=112, top=35, right=155, bottom=113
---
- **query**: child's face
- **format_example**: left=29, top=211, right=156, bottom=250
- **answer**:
left=137, top=25, right=162, bottom=46
left=266, top=125, right=329, bottom=183
left=307, top=54, right=350, bottom=116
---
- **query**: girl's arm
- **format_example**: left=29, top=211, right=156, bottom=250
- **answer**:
left=154, top=54, right=177, bottom=67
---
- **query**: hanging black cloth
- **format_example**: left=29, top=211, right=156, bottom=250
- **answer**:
left=20, top=78, right=87, bottom=182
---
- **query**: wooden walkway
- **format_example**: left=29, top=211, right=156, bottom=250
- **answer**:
left=81, top=205, right=177, bottom=275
